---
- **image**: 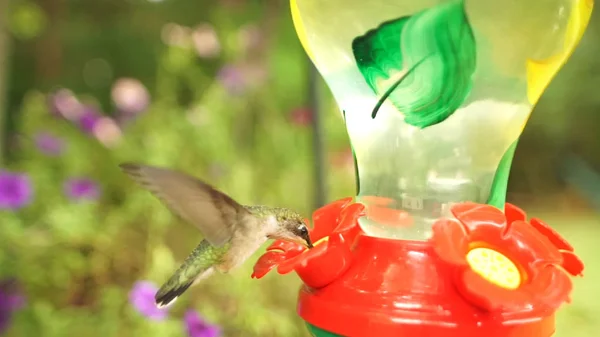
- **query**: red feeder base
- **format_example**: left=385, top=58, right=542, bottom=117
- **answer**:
left=253, top=199, right=582, bottom=337
left=298, top=235, right=555, bottom=337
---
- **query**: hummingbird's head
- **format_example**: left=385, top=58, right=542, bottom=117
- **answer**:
left=271, top=212, right=313, bottom=248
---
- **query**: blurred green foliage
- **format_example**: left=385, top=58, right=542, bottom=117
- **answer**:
left=1, top=1, right=353, bottom=336
left=0, top=0, right=598, bottom=337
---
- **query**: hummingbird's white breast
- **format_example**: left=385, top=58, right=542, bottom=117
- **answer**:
left=218, top=215, right=277, bottom=272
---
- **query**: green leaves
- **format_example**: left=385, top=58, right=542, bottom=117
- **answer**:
left=352, top=0, right=476, bottom=128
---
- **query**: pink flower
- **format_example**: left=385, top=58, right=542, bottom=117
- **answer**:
left=63, top=177, right=100, bottom=201
left=0, top=171, right=33, bottom=210
left=184, top=310, right=221, bottom=337
left=129, top=281, right=169, bottom=321
left=35, top=132, right=65, bottom=156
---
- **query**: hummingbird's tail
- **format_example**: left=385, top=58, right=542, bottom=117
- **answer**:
left=155, top=240, right=217, bottom=308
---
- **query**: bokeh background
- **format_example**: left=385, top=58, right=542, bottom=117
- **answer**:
left=0, top=0, right=598, bottom=336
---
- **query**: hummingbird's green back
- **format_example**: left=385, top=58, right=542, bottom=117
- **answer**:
left=245, top=205, right=303, bottom=222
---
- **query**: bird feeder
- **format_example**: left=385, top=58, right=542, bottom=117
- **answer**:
left=252, top=0, right=592, bottom=336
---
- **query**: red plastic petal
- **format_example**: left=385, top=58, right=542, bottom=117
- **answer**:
left=252, top=251, right=288, bottom=279
left=266, top=240, right=307, bottom=255
left=311, top=197, right=353, bottom=241
left=334, top=203, right=364, bottom=234
left=451, top=202, right=506, bottom=233
left=505, top=203, right=527, bottom=224
left=529, top=217, right=574, bottom=252
left=456, top=262, right=574, bottom=313
left=295, top=233, right=354, bottom=288
left=504, top=220, right=562, bottom=267
left=277, top=243, right=328, bottom=275
left=458, top=269, right=531, bottom=312
left=430, top=219, right=470, bottom=266
left=277, top=231, right=352, bottom=276
left=523, top=265, right=573, bottom=311
left=560, top=250, right=585, bottom=276
left=254, top=240, right=308, bottom=279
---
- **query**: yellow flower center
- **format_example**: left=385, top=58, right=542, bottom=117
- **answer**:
left=301, top=236, right=328, bottom=255
left=313, top=236, right=329, bottom=247
left=313, top=236, right=329, bottom=246
left=465, top=248, right=522, bottom=290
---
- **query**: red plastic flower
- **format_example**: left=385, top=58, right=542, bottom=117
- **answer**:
left=290, top=107, right=313, bottom=126
left=252, top=197, right=364, bottom=288
left=329, top=148, right=354, bottom=174
left=430, top=202, right=584, bottom=313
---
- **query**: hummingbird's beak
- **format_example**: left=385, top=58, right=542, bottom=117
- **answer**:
left=303, top=234, right=313, bottom=249
left=278, top=232, right=313, bottom=249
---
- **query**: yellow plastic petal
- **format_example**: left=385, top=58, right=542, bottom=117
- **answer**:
left=291, top=0, right=315, bottom=63
left=526, top=0, right=594, bottom=105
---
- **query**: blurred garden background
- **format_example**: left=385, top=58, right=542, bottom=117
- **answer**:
left=0, top=0, right=599, bottom=336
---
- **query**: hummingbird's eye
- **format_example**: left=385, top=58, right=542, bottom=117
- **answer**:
left=298, top=225, right=308, bottom=235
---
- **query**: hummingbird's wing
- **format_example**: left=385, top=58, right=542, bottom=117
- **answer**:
left=119, top=163, right=250, bottom=247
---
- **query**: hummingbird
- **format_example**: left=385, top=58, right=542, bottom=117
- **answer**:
left=119, top=163, right=313, bottom=308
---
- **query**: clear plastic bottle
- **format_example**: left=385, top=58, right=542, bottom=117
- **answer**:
left=292, top=0, right=589, bottom=240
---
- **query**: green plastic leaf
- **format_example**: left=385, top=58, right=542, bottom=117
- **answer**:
left=486, top=139, right=519, bottom=208
left=352, top=0, right=476, bottom=128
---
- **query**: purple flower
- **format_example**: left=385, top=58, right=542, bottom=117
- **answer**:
left=0, top=171, right=33, bottom=210
left=63, top=178, right=100, bottom=201
left=0, top=280, right=25, bottom=311
left=184, top=310, right=221, bottom=337
left=35, top=132, right=65, bottom=156
left=77, top=107, right=102, bottom=134
left=0, top=279, right=25, bottom=334
left=129, top=281, right=168, bottom=321
left=216, top=65, right=246, bottom=95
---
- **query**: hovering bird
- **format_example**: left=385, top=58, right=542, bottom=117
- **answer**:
left=119, top=163, right=313, bottom=308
